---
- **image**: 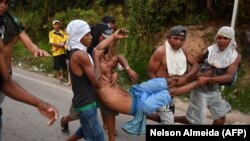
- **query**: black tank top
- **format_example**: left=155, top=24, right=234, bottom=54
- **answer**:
left=69, top=49, right=96, bottom=109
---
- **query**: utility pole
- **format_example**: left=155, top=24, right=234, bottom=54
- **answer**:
left=231, top=0, right=239, bottom=29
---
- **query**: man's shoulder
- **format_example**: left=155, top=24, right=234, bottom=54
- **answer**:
left=153, top=45, right=165, bottom=55
left=72, top=50, right=91, bottom=63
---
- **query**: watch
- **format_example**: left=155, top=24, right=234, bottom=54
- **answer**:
left=125, top=66, right=130, bottom=70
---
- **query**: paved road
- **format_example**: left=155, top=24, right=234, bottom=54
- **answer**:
left=1, top=68, right=152, bottom=141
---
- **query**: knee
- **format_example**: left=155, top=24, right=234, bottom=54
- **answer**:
left=213, top=116, right=226, bottom=125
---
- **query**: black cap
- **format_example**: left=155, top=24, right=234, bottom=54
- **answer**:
left=87, top=23, right=112, bottom=55
left=102, top=16, right=116, bottom=24
left=168, top=25, right=187, bottom=38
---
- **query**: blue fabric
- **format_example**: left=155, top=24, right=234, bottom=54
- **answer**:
left=122, top=78, right=172, bottom=135
left=75, top=107, right=105, bottom=141
left=122, top=108, right=146, bottom=135
left=129, top=92, right=137, bottom=115
left=129, top=78, right=172, bottom=114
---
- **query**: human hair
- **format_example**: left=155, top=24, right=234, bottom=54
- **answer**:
left=102, top=16, right=116, bottom=24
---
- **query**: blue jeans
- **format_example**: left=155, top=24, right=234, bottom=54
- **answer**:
left=75, top=107, right=105, bottom=141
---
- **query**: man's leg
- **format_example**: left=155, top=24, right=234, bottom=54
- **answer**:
left=174, top=116, right=191, bottom=124
left=213, top=116, right=226, bottom=125
left=78, top=108, right=105, bottom=141
left=60, top=54, right=68, bottom=82
left=61, top=105, right=79, bottom=134
left=66, top=133, right=81, bottom=141
left=208, top=93, right=231, bottom=125
left=53, top=56, right=62, bottom=84
left=99, top=102, right=118, bottom=141
left=157, top=107, right=174, bottom=125
left=105, top=114, right=116, bottom=141
left=175, top=90, right=207, bottom=125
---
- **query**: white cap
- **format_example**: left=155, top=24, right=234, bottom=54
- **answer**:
left=52, top=20, right=60, bottom=25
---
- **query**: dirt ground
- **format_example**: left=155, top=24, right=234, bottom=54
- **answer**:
left=183, top=25, right=216, bottom=59
left=175, top=98, right=250, bottom=124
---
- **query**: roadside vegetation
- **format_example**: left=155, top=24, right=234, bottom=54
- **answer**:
left=11, top=0, right=250, bottom=113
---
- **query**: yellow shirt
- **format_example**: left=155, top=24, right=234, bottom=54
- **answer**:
left=49, top=29, right=67, bottom=56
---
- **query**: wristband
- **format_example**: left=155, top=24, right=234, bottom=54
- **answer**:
left=125, top=66, right=130, bottom=70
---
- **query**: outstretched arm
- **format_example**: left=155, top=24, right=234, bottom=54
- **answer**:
left=95, top=28, right=128, bottom=51
left=1, top=79, right=58, bottom=126
left=18, top=31, right=51, bottom=57
left=169, top=81, right=198, bottom=97
left=175, top=48, right=199, bottom=86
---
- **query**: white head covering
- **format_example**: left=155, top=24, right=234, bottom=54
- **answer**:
left=207, top=26, right=238, bottom=68
left=66, top=20, right=90, bottom=52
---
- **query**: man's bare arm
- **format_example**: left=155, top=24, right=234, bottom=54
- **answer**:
left=117, top=55, right=138, bottom=83
left=183, top=49, right=200, bottom=81
left=1, top=79, right=58, bottom=126
left=18, top=31, right=50, bottom=57
left=148, top=46, right=164, bottom=78
left=200, top=54, right=241, bottom=86
left=169, top=81, right=198, bottom=97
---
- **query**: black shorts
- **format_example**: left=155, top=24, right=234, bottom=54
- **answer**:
left=53, top=54, right=67, bottom=70
left=66, top=50, right=70, bottom=60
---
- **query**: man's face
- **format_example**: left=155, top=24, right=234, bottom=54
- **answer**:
left=80, top=32, right=92, bottom=47
left=52, top=23, right=61, bottom=30
left=216, top=35, right=231, bottom=51
left=100, top=58, right=110, bottom=75
left=108, top=22, right=116, bottom=32
left=168, top=36, right=186, bottom=50
left=0, top=0, right=8, bottom=16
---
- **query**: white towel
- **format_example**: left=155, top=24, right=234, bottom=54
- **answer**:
left=207, top=42, right=237, bottom=68
left=165, top=41, right=187, bottom=76
left=208, top=26, right=238, bottom=68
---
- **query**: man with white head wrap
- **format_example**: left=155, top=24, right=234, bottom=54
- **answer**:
left=175, top=26, right=241, bottom=125
left=65, top=19, right=105, bottom=141
left=65, top=20, right=130, bottom=141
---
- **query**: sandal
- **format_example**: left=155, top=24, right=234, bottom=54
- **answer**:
left=60, top=117, right=70, bottom=134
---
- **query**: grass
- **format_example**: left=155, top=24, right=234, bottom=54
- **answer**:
left=12, top=41, right=54, bottom=76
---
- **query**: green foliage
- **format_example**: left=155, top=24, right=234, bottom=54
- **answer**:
left=116, top=35, right=152, bottom=82
left=52, top=8, right=101, bottom=28
left=221, top=61, right=250, bottom=114
left=13, top=41, right=53, bottom=73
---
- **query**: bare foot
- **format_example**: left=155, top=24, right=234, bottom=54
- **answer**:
left=65, top=81, right=71, bottom=86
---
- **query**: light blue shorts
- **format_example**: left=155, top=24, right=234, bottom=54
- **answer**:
left=129, top=78, right=172, bottom=114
